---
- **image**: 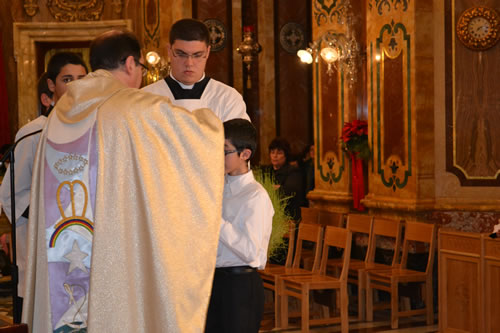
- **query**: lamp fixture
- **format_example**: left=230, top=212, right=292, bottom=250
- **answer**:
left=143, top=51, right=170, bottom=85
left=297, top=1, right=359, bottom=85
left=236, top=25, right=262, bottom=89
left=297, top=29, right=360, bottom=84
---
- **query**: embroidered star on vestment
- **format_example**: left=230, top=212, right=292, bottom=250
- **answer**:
left=64, top=240, right=88, bottom=274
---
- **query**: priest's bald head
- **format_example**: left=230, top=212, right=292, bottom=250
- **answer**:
left=90, top=30, right=146, bottom=88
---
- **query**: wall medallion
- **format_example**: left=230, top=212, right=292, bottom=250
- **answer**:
left=204, top=19, right=226, bottom=52
left=279, top=22, right=306, bottom=54
left=23, top=0, right=39, bottom=17
left=47, top=0, right=104, bottom=22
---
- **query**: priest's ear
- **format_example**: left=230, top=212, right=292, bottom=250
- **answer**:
left=122, top=55, right=137, bottom=74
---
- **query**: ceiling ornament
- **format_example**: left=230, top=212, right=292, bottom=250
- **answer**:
left=23, top=0, right=39, bottom=17
left=47, top=0, right=104, bottom=22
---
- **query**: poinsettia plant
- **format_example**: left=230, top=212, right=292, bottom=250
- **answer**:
left=340, top=120, right=370, bottom=161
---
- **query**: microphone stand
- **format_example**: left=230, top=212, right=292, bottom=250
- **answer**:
left=0, top=129, right=42, bottom=324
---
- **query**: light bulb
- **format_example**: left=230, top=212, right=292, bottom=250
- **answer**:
left=297, top=49, right=313, bottom=64
left=320, top=47, right=339, bottom=64
left=146, top=51, right=161, bottom=66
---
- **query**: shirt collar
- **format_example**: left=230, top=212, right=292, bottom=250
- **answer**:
left=169, top=73, right=206, bottom=90
left=225, top=170, right=255, bottom=194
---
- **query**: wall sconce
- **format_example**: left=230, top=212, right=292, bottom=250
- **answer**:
left=297, top=30, right=359, bottom=85
left=143, top=51, right=170, bottom=85
left=236, top=25, right=262, bottom=89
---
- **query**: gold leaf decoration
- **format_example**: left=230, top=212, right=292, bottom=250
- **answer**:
left=47, top=0, right=104, bottom=22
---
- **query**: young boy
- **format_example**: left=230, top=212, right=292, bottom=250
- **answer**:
left=205, top=118, right=274, bottom=333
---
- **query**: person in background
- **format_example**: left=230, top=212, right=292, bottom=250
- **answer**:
left=263, top=137, right=306, bottom=221
left=143, top=18, right=249, bottom=122
left=0, top=55, right=87, bottom=319
left=205, top=118, right=273, bottom=333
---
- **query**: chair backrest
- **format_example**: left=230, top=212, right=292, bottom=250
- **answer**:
left=300, top=207, right=320, bottom=224
left=283, top=221, right=297, bottom=268
left=319, top=226, right=352, bottom=280
left=292, top=223, right=324, bottom=270
left=319, top=210, right=345, bottom=227
left=367, top=217, right=403, bottom=266
left=400, top=221, right=436, bottom=274
left=345, top=214, right=373, bottom=261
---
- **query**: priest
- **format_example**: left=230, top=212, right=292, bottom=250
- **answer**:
left=23, top=30, right=224, bottom=333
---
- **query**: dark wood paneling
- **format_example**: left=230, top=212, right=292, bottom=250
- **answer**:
left=275, top=0, right=312, bottom=158
left=320, top=61, right=339, bottom=157
left=383, top=53, right=404, bottom=161
left=193, top=0, right=233, bottom=86
left=242, top=0, right=261, bottom=165
left=445, top=0, right=500, bottom=185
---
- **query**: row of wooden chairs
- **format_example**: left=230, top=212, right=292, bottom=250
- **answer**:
left=259, top=209, right=437, bottom=332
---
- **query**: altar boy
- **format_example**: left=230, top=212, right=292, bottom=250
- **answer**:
left=205, top=118, right=274, bottom=333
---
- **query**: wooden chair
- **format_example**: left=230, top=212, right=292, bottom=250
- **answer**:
left=366, top=221, right=436, bottom=329
left=259, top=223, right=324, bottom=328
left=318, top=210, right=344, bottom=227
left=278, top=226, right=352, bottom=333
left=263, top=221, right=296, bottom=271
left=300, top=207, right=320, bottom=224
left=327, top=214, right=373, bottom=321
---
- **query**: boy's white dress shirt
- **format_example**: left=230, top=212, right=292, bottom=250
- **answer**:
left=217, top=170, right=274, bottom=270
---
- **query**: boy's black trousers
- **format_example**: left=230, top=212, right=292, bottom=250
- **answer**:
left=205, top=266, right=264, bottom=333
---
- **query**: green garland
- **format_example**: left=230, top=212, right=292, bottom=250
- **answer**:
left=253, top=167, right=292, bottom=258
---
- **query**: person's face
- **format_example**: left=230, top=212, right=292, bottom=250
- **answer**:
left=48, top=63, right=87, bottom=102
left=224, top=140, right=250, bottom=176
left=270, top=148, right=287, bottom=170
left=168, top=39, right=210, bottom=85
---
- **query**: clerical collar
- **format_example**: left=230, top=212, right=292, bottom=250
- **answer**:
left=165, top=74, right=211, bottom=100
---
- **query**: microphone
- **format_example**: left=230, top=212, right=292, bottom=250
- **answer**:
left=489, top=233, right=498, bottom=239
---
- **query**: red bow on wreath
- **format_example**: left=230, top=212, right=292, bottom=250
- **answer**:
left=340, top=120, right=370, bottom=211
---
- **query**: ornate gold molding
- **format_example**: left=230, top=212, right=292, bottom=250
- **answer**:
left=47, top=0, right=104, bottom=22
left=23, top=0, right=39, bottom=17
left=111, top=0, right=123, bottom=15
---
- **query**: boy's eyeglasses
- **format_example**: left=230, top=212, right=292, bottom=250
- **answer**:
left=224, top=150, right=238, bottom=156
left=171, top=49, right=208, bottom=62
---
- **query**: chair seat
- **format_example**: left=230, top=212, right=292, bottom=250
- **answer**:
left=281, top=273, right=342, bottom=290
left=368, top=268, right=427, bottom=282
left=260, top=267, right=315, bottom=279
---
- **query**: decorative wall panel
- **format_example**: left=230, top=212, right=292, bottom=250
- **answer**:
left=375, top=22, right=411, bottom=192
left=445, top=0, right=500, bottom=186
left=47, top=0, right=104, bottom=21
left=317, top=61, right=344, bottom=185
left=275, top=0, right=312, bottom=155
left=193, top=0, right=233, bottom=85
left=143, top=0, right=160, bottom=48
